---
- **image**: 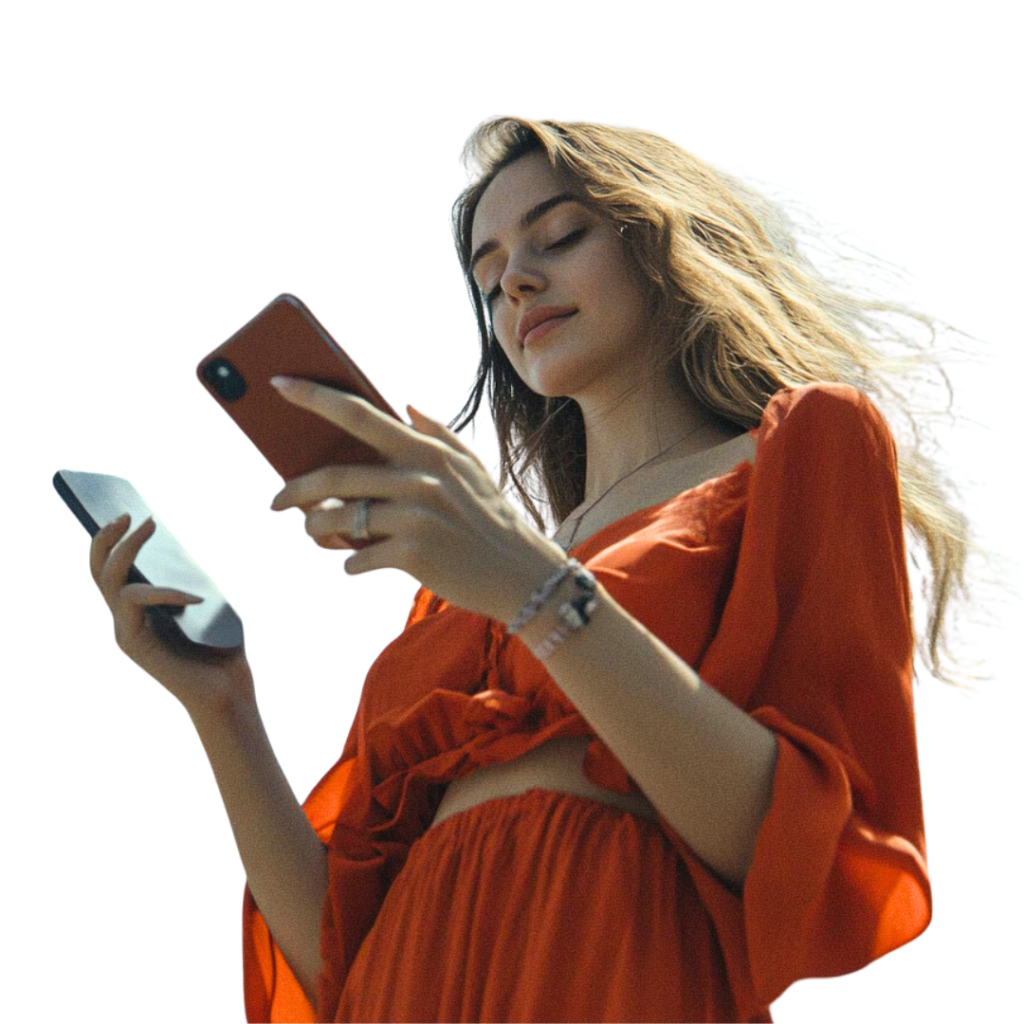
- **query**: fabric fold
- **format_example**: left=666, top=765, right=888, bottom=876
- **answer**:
left=240, top=383, right=930, bottom=1024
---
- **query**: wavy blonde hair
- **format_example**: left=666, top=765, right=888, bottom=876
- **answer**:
left=449, top=117, right=969, bottom=681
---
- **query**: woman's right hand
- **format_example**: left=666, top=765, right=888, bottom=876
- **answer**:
left=90, top=513, right=256, bottom=719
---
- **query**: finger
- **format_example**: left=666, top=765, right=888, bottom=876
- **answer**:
left=120, top=583, right=205, bottom=606
left=90, top=513, right=132, bottom=582
left=313, top=533, right=354, bottom=550
left=406, top=405, right=486, bottom=469
left=276, top=378, right=411, bottom=454
left=271, top=470, right=374, bottom=514
left=97, top=517, right=156, bottom=602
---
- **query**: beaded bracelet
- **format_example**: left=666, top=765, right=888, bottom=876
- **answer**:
left=508, top=559, right=600, bottom=661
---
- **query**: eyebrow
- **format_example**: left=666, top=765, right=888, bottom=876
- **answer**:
left=469, top=193, right=578, bottom=277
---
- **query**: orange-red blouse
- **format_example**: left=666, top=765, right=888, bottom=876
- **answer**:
left=242, top=383, right=931, bottom=1022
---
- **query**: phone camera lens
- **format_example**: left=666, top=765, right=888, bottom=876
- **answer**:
left=203, top=358, right=247, bottom=402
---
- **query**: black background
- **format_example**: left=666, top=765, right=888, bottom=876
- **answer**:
left=44, top=108, right=1011, bottom=1019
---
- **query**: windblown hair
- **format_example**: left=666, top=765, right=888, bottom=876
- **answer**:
left=449, top=117, right=969, bottom=681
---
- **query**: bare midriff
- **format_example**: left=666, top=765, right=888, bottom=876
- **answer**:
left=430, top=735, right=659, bottom=828
left=430, top=433, right=756, bottom=833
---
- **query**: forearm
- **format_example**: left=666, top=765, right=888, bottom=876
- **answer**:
left=189, top=698, right=327, bottom=1003
left=516, top=569, right=778, bottom=888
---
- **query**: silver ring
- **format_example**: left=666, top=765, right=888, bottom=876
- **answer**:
left=352, top=499, right=372, bottom=541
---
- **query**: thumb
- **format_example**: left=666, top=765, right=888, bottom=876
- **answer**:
left=406, top=404, right=440, bottom=430
left=407, top=405, right=458, bottom=440
left=407, top=405, right=484, bottom=464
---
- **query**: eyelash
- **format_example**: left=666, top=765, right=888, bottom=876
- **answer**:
left=484, top=228, right=587, bottom=305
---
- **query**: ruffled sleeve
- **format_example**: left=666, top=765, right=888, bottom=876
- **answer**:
left=241, top=590, right=443, bottom=1024
left=667, top=383, right=930, bottom=1014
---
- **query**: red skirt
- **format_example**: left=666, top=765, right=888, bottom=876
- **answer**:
left=333, top=787, right=741, bottom=1022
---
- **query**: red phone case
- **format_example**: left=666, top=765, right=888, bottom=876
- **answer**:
left=197, top=294, right=401, bottom=481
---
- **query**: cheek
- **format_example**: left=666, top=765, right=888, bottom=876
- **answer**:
left=597, top=256, right=646, bottom=330
left=490, top=304, right=519, bottom=354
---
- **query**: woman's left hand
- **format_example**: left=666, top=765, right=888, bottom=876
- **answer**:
left=268, top=377, right=566, bottom=624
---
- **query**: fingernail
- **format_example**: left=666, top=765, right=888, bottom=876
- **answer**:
left=271, top=375, right=295, bottom=390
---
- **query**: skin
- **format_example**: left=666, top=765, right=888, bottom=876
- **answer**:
left=470, top=151, right=738, bottom=500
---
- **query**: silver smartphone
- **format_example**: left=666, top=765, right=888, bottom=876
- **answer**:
left=55, top=466, right=246, bottom=647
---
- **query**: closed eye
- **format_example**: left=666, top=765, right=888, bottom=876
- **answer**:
left=485, top=232, right=589, bottom=307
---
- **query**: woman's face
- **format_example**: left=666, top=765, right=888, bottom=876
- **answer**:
left=469, top=151, right=650, bottom=401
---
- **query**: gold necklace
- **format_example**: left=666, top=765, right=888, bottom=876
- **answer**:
left=556, top=422, right=706, bottom=552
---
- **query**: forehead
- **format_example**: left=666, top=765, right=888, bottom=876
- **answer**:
left=471, top=152, right=567, bottom=250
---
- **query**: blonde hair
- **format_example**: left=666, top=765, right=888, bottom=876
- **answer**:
left=449, top=117, right=969, bottom=681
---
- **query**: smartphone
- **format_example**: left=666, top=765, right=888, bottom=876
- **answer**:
left=54, top=470, right=244, bottom=650
left=197, top=294, right=401, bottom=482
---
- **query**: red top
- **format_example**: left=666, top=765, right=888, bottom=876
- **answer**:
left=242, top=383, right=931, bottom=1022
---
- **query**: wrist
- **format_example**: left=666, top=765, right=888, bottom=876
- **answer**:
left=187, top=686, right=261, bottom=739
left=514, top=571, right=576, bottom=644
left=507, top=556, right=601, bottom=660
left=496, top=541, right=569, bottom=626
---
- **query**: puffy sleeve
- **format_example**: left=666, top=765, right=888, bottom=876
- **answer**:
left=241, top=589, right=441, bottom=1023
left=674, top=384, right=931, bottom=1011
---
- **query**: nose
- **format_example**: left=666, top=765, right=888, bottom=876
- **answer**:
left=501, top=260, right=548, bottom=299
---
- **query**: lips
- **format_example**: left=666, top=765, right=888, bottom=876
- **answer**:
left=517, top=305, right=577, bottom=346
left=520, top=311, right=577, bottom=348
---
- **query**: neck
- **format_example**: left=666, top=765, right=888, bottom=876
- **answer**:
left=574, top=360, right=720, bottom=504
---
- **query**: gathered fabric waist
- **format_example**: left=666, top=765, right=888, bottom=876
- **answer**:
left=430, top=735, right=660, bottom=829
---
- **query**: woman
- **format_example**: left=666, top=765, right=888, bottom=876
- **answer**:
left=89, top=118, right=965, bottom=1022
